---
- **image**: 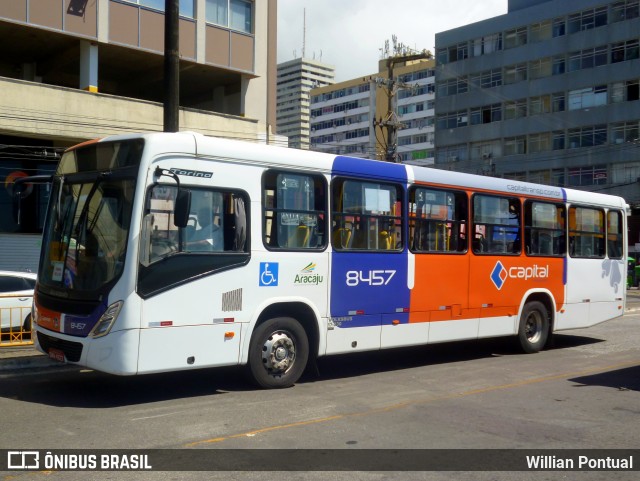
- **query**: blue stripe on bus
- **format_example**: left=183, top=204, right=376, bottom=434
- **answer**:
left=329, top=156, right=409, bottom=328
left=333, top=156, right=408, bottom=182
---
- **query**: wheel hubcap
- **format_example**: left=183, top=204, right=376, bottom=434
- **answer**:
left=262, top=331, right=296, bottom=374
left=525, top=312, right=542, bottom=343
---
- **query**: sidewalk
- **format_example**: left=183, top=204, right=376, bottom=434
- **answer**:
left=2, top=290, right=639, bottom=373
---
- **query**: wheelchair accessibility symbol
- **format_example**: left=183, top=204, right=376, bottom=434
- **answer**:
left=259, top=262, right=279, bottom=286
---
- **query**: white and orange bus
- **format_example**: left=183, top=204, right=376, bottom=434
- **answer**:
left=32, top=132, right=627, bottom=388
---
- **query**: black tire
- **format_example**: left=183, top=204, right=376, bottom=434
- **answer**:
left=517, top=301, right=549, bottom=353
left=248, top=317, right=309, bottom=389
left=22, top=313, right=32, bottom=332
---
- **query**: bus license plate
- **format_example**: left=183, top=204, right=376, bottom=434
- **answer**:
left=48, top=348, right=65, bottom=363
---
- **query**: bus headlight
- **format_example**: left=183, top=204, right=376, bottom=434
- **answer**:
left=90, top=301, right=124, bottom=338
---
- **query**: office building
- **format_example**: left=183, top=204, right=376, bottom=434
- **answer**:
left=276, top=57, right=335, bottom=149
left=310, top=58, right=435, bottom=165
left=0, top=0, right=276, bottom=270
left=434, top=0, right=640, bottom=205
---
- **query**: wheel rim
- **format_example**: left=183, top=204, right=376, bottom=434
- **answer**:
left=524, top=311, right=543, bottom=344
left=261, top=331, right=296, bottom=375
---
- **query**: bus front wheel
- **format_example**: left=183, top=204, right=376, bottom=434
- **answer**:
left=248, top=317, right=309, bottom=389
left=517, top=301, right=549, bottom=354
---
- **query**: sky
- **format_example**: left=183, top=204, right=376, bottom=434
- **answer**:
left=277, top=0, right=508, bottom=82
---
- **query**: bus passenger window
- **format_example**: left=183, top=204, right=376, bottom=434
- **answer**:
left=332, top=179, right=403, bottom=251
left=262, top=171, right=327, bottom=250
left=569, top=206, right=605, bottom=258
left=409, top=187, right=467, bottom=253
left=473, top=195, right=521, bottom=255
left=524, top=202, right=566, bottom=256
left=607, top=210, right=623, bottom=259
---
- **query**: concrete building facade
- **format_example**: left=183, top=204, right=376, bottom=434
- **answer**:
left=434, top=0, right=640, bottom=205
left=0, top=0, right=277, bottom=271
left=310, top=58, right=435, bottom=166
left=276, top=57, right=335, bottom=149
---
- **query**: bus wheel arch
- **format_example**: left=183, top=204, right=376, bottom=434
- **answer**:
left=247, top=302, right=318, bottom=389
left=517, top=293, right=554, bottom=353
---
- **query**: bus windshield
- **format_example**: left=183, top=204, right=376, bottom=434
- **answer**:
left=38, top=140, right=141, bottom=298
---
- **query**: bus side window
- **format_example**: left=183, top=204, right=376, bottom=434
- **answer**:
left=472, top=194, right=521, bottom=255
left=607, top=210, right=623, bottom=259
left=569, top=206, right=605, bottom=258
left=332, top=179, right=403, bottom=251
left=524, top=201, right=566, bottom=257
left=262, top=171, right=327, bottom=250
left=409, top=187, right=467, bottom=253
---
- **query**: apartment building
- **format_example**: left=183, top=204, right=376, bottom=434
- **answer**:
left=0, top=0, right=276, bottom=270
left=434, top=0, right=640, bottom=204
left=310, top=58, right=435, bottom=165
left=276, top=57, right=335, bottom=149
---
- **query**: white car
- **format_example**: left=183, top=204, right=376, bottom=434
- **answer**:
left=0, top=270, right=37, bottom=332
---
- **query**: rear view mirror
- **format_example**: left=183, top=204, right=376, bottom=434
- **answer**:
left=174, top=189, right=191, bottom=228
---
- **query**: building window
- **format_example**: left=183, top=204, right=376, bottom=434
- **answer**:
left=469, top=69, right=502, bottom=89
left=436, top=144, right=468, bottom=163
left=529, top=95, right=551, bottom=115
left=568, top=166, right=608, bottom=187
left=206, top=0, right=252, bottom=33
left=528, top=132, right=552, bottom=153
left=552, top=131, right=565, bottom=150
left=504, top=26, right=527, bottom=49
left=470, top=140, right=501, bottom=160
left=552, top=17, right=566, bottom=37
left=611, top=121, right=640, bottom=144
left=568, top=85, right=607, bottom=110
left=504, top=99, right=527, bottom=120
left=530, top=20, right=552, bottom=42
left=504, top=136, right=526, bottom=155
left=504, top=63, right=527, bottom=84
left=470, top=104, right=501, bottom=125
left=437, top=77, right=468, bottom=96
left=568, top=46, right=608, bottom=71
left=123, top=0, right=195, bottom=17
left=552, top=92, right=565, bottom=112
left=611, top=39, right=640, bottom=63
left=471, top=33, right=502, bottom=57
left=612, top=1, right=640, bottom=22
left=529, top=57, right=552, bottom=79
left=437, top=110, right=468, bottom=130
left=568, top=125, right=607, bottom=148
left=552, top=55, right=565, bottom=75
left=568, top=6, right=607, bottom=33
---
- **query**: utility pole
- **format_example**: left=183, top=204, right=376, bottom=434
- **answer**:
left=163, top=0, right=179, bottom=132
left=373, top=38, right=432, bottom=162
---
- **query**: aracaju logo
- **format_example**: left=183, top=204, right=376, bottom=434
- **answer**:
left=295, top=262, right=324, bottom=285
left=490, top=261, right=549, bottom=290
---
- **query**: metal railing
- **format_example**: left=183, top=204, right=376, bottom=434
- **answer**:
left=0, top=296, right=34, bottom=347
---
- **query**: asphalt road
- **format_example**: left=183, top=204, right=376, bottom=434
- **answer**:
left=0, top=311, right=638, bottom=481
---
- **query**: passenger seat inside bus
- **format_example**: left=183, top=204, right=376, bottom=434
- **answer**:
left=332, top=226, right=352, bottom=249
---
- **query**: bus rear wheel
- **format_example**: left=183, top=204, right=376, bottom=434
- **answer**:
left=248, top=317, right=309, bottom=389
left=517, top=301, right=549, bottom=354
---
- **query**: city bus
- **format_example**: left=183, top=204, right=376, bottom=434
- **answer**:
left=32, top=132, right=627, bottom=388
